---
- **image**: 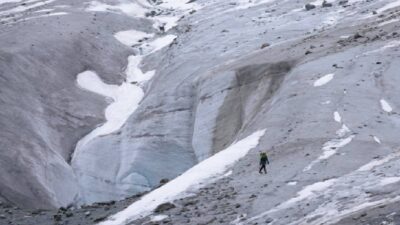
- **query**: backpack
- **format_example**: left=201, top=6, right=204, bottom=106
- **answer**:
left=260, top=153, right=267, bottom=160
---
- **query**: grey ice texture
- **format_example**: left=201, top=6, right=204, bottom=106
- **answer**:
left=1, top=2, right=400, bottom=225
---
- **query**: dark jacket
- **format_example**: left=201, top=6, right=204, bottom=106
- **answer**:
left=260, top=153, right=269, bottom=165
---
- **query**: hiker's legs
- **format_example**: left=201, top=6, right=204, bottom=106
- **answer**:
left=259, top=164, right=266, bottom=174
left=263, top=166, right=267, bottom=174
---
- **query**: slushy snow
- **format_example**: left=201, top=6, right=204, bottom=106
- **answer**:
left=98, top=130, right=266, bottom=225
left=313, top=73, right=334, bottom=87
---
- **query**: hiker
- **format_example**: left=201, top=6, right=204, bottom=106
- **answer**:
left=259, top=152, right=270, bottom=174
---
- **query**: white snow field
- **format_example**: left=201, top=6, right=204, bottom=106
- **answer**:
left=98, top=130, right=266, bottom=225
left=313, top=73, right=334, bottom=87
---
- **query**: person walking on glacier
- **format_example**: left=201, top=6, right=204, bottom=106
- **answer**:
left=259, top=152, right=270, bottom=174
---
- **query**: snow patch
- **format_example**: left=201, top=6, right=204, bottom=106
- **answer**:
left=380, top=99, right=393, bottom=112
left=377, top=0, right=400, bottom=13
left=321, top=100, right=331, bottom=105
left=86, top=1, right=148, bottom=17
left=379, top=177, right=400, bottom=186
left=224, top=170, right=233, bottom=177
left=284, top=179, right=337, bottom=206
left=373, top=136, right=381, bottom=144
left=242, top=179, right=337, bottom=223
left=334, top=111, right=341, bottom=123
left=299, top=196, right=400, bottom=225
left=76, top=71, right=118, bottom=98
left=21, top=12, right=68, bottom=22
left=73, top=71, right=144, bottom=158
left=152, top=16, right=180, bottom=32
left=143, top=35, right=177, bottom=54
left=287, top=181, right=298, bottom=186
left=150, top=215, right=168, bottom=222
left=241, top=151, right=400, bottom=225
left=114, top=30, right=154, bottom=47
left=159, top=0, right=200, bottom=10
left=125, top=56, right=155, bottom=84
left=34, top=8, right=55, bottom=13
left=313, top=73, right=334, bottom=87
left=363, top=41, right=400, bottom=55
left=336, top=124, right=350, bottom=137
left=236, top=0, right=276, bottom=9
left=358, top=152, right=400, bottom=172
left=0, top=0, right=23, bottom=4
left=98, top=130, right=266, bottom=225
left=379, top=18, right=400, bottom=27
left=304, top=124, right=354, bottom=172
left=0, top=0, right=55, bottom=16
left=86, top=0, right=199, bottom=32
left=72, top=33, right=175, bottom=168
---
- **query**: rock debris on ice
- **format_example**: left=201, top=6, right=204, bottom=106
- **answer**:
left=98, top=130, right=266, bottom=225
